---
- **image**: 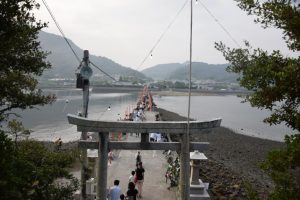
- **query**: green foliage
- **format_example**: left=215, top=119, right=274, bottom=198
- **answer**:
left=216, top=1, right=300, bottom=199
left=155, top=80, right=174, bottom=88
left=174, top=81, right=187, bottom=89
left=260, top=134, right=300, bottom=200
left=0, top=1, right=78, bottom=199
left=215, top=41, right=300, bottom=130
left=0, top=0, right=55, bottom=121
left=215, top=1, right=300, bottom=131
left=152, top=80, right=189, bottom=89
left=236, top=0, right=300, bottom=51
left=244, top=181, right=260, bottom=200
left=7, top=119, right=31, bottom=146
left=0, top=131, right=79, bottom=200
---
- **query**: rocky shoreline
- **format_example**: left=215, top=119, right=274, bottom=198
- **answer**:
left=158, top=107, right=285, bottom=199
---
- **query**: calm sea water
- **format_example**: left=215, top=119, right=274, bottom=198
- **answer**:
left=18, top=89, right=138, bottom=141
left=17, top=89, right=293, bottom=142
left=154, top=95, right=294, bottom=141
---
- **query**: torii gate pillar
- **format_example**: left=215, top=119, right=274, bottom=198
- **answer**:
left=97, top=132, right=109, bottom=200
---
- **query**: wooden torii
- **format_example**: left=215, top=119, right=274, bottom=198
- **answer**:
left=68, top=114, right=221, bottom=200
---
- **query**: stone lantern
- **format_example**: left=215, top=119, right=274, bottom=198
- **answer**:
left=190, top=150, right=210, bottom=199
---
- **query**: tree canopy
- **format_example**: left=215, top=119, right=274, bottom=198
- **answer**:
left=0, top=131, right=79, bottom=200
left=0, top=0, right=55, bottom=121
left=216, top=0, right=300, bottom=131
left=216, top=1, right=300, bottom=199
left=0, top=1, right=78, bottom=199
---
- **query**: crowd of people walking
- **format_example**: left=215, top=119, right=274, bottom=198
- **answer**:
left=108, top=151, right=145, bottom=200
left=107, top=86, right=158, bottom=199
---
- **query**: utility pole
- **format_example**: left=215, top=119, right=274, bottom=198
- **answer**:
left=181, top=0, right=193, bottom=199
left=77, top=50, right=93, bottom=200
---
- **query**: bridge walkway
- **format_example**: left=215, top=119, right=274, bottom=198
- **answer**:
left=107, top=111, right=176, bottom=199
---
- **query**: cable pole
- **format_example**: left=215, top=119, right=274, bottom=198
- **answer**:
left=183, top=0, right=193, bottom=199
left=78, top=50, right=93, bottom=200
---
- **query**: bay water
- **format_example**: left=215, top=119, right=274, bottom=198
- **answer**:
left=154, top=95, right=294, bottom=141
left=16, top=88, right=293, bottom=142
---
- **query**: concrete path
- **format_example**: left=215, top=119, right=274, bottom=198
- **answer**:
left=107, top=111, right=176, bottom=199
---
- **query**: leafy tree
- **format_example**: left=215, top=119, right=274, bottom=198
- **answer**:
left=0, top=1, right=79, bottom=199
left=215, top=0, right=300, bottom=199
left=0, top=131, right=79, bottom=200
left=6, top=119, right=30, bottom=147
left=174, top=81, right=187, bottom=89
left=0, top=0, right=55, bottom=122
left=260, top=134, right=300, bottom=199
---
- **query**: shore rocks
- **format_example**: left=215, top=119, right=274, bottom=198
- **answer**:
left=200, top=159, right=246, bottom=199
left=157, top=107, right=285, bottom=199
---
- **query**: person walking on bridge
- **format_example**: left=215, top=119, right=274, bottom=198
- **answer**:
left=135, top=151, right=142, bottom=166
left=135, top=162, right=145, bottom=198
left=109, top=180, right=122, bottom=200
left=126, top=182, right=138, bottom=200
left=129, top=170, right=135, bottom=183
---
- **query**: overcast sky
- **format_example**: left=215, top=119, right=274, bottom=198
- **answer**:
left=35, top=0, right=298, bottom=71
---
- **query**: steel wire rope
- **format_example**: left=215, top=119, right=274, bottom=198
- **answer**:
left=41, top=0, right=81, bottom=63
left=136, top=0, right=190, bottom=70
left=41, top=0, right=120, bottom=134
left=41, top=0, right=88, bottom=125
left=41, top=0, right=116, bottom=82
left=196, top=0, right=241, bottom=48
left=89, top=61, right=117, bottom=82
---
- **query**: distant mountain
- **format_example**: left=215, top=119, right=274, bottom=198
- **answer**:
left=142, top=62, right=238, bottom=82
left=38, top=31, right=148, bottom=80
left=141, top=63, right=183, bottom=80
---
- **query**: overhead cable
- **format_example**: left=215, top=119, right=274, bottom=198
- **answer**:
left=90, top=61, right=117, bottom=82
left=197, top=0, right=241, bottom=48
left=137, top=0, right=189, bottom=70
left=41, top=0, right=81, bottom=63
left=41, top=0, right=116, bottom=81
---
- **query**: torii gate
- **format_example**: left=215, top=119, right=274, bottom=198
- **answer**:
left=68, top=114, right=221, bottom=200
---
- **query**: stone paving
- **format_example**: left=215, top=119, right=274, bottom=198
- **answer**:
left=107, top=111, right=176, bottom=200
left=107, top=135, right=176, bottom=200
